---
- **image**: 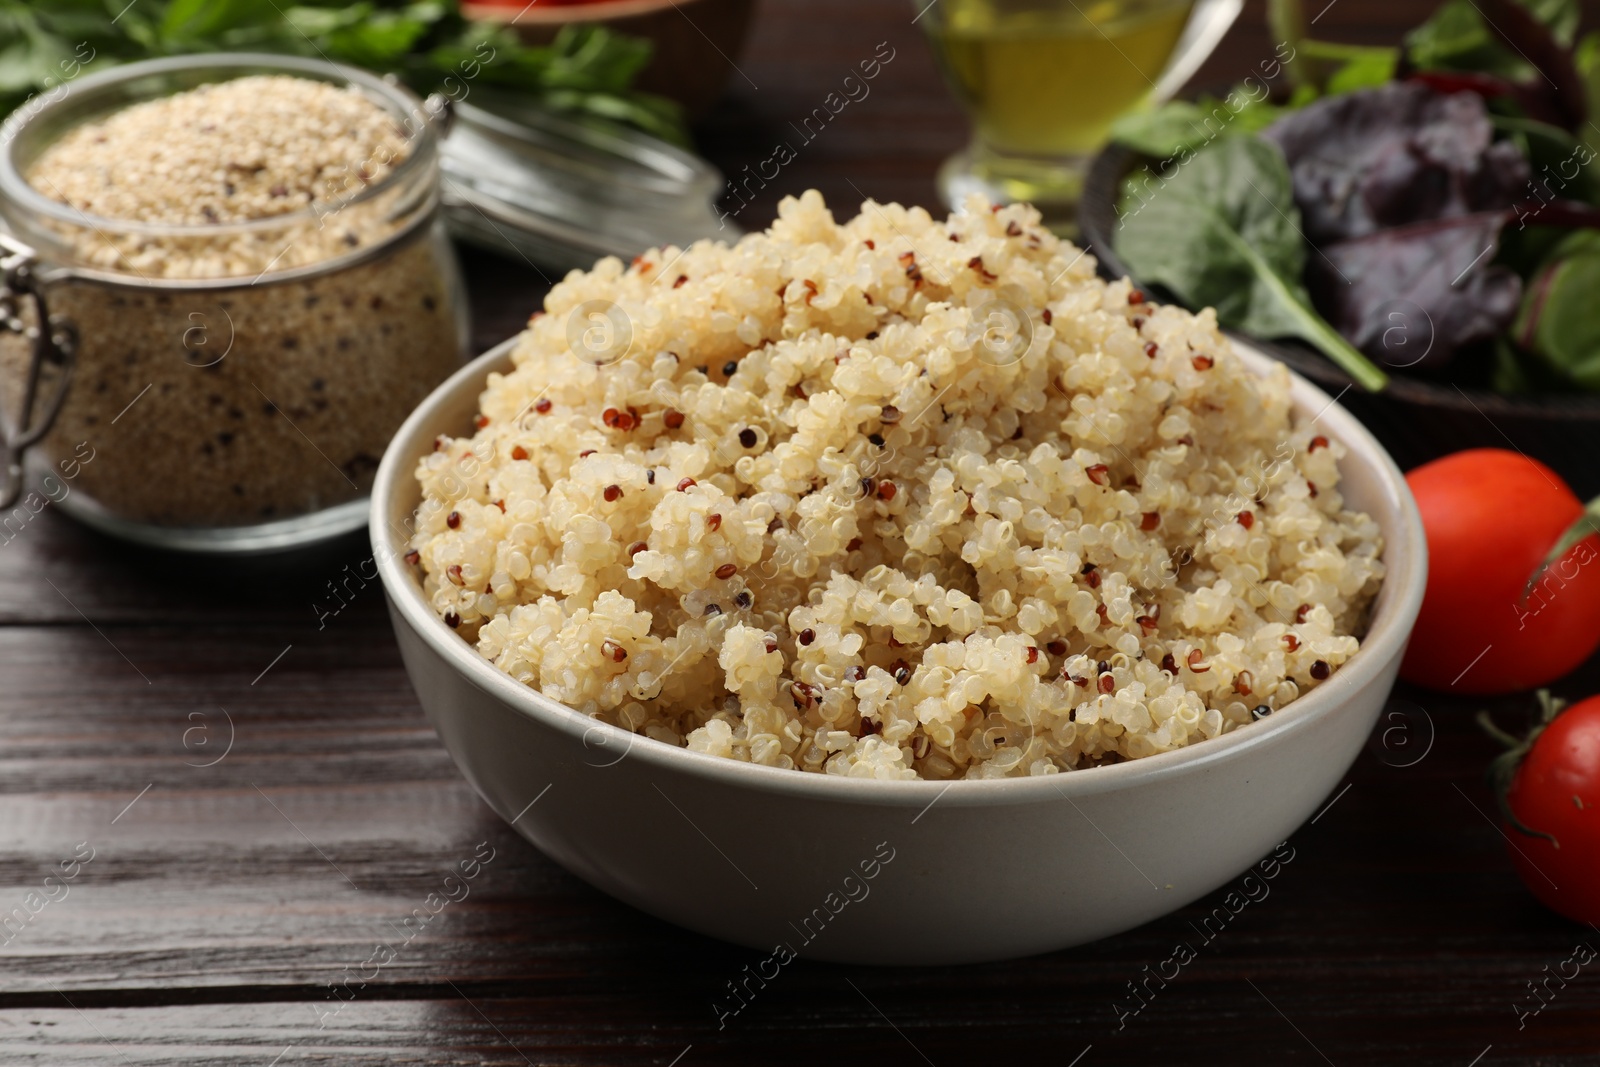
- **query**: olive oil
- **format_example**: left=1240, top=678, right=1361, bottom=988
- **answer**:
left=924, top=0, right=1195, bottom=158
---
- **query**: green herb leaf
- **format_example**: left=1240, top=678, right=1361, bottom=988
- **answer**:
left=1490, top=336, right=1535, bottom=392
left=1110, top=101, right=1219, bottom=157
left=1407, top=0, right=1579, bottom=79
left=325, top=11, right=434, bottom=67
left=1115, top=135, right=1389, bottom=391
left=1577, top=31, right=1600, bottom=156
left=1514, top=230, right=1600, bottom=387
left=1266, top=0, right=1309, bottom=88
left=160, top=0, right=280, bottom=47
left=1522, top=0, right=1580, bottom=46
left=1111, top=91, right=1292, bottom=158
left=0, top=0, right=688, bottom=144
left=1324, top=48, right=1398, bottom=94
left=1490, top=112, right=1600, bottom=205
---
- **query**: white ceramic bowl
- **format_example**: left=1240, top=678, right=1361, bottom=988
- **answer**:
left=372, top=336, right=1427, bottom=965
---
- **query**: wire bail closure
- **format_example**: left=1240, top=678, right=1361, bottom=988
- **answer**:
left=0, top=233, right=77, bottom=510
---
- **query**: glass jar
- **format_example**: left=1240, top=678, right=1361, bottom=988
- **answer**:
left=0, top=54, right=470, bottom=553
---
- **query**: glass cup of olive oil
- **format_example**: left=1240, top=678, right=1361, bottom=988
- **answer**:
left=918, top=0, right=1242, bottom=229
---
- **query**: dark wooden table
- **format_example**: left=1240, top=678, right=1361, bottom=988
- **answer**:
left=5, top=0, right=1600, bottom=1062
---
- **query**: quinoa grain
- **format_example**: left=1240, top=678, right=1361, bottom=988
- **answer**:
left=411, top=193, right=1383, bottom=779
left=3, top=74, right=460, bottom=528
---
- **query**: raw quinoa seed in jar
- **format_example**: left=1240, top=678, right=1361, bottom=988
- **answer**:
left=0, top=54, right=470, bottom=552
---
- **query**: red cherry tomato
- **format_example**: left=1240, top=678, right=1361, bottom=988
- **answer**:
left=1502, top=694, right=1600, bottom=924
left=1402, top=449, right=1600, bottom=694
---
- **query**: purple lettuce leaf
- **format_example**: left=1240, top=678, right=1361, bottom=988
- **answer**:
left=1307, top=210, right=1523, bottom=371
left=1262, top=82, right=1530, bottom=246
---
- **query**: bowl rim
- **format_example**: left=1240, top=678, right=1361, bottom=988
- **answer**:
left=373, top=333, right=1427, bottom=809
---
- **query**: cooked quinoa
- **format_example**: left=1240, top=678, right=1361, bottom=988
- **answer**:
left=410, top=191, right=1384, bottom=780
left=26, top=74, right=413, bottom=277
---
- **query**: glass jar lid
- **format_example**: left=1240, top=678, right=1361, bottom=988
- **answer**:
left=438, top=92, right=736, bottom=272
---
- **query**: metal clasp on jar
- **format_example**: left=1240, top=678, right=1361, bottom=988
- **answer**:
left=382, top=75, right=455, bottom=142
left=0, top=233, right=77, bottom=510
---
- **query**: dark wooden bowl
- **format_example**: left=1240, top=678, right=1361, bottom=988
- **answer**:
left=1079, top=143, right=1600, bottom=498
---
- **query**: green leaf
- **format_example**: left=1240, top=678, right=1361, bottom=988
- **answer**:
left=284, top=2, right=373, bottom=40
left=1111, top=101, right=1216, bottom=157
left=545, top=24, right=652, bottom=92
left=0, top=0, right=689, bottom=145
left=1490, top=112, right=1600, bottom=204
left=1407, top=0, right=1497, bottom=71
left=1490, top=336, right=1535, bottom=392
left=1266, top=0, right=1309, bottom=88
left=160, top=0, right=280, bottom=46
left=1115, top=136, right=1389, bottom=390
left=0, top=40, right=54, bottom=93
left=1577, top=31, right=1600, bottom=157
left=1514, top=230, right=1600, bottom=387
left=1111, top=91, right=1290, bottom=158
left=1525, top=0, right=1580, bottom=46
left=1325, top=48, right=1398, bottom=94
left=323, top=12, right=432, bottom=67
left=1296, top=39, right=1399, bottom=93
left=1407, top=0, right=1578, bottom=79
